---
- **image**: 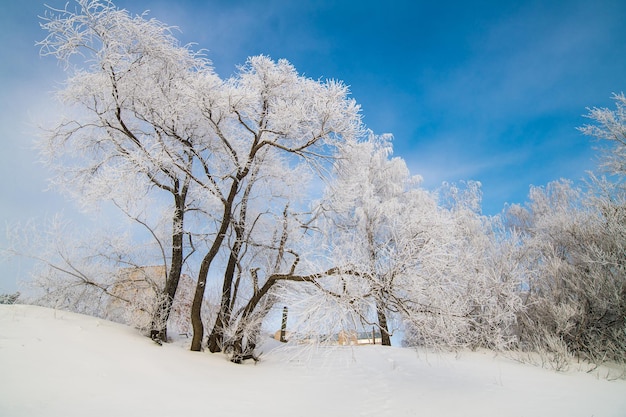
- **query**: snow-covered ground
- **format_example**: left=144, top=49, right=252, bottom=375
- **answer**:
left=1, top=304, right=624, bottom=417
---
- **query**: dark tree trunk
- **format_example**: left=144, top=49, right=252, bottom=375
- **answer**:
left=366, top=229, right=391, bottom=346
left=200, top=160, right=257, bottom=353
left=229, top=279, right=275, bottom=362
left=190, top=226, right=230, bottom=351
left=206, top=247, right=238, bottom=352
left=206, top=310, right=227, bottom=353
left=150, top=182, right=187, bottom=342
left=190, top=170, right=244, bottom=351
left=376, top=298, right=392, bottom=346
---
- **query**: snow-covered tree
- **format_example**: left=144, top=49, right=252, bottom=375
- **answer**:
left=433, top=183, right=522, bottom=349
left=185, top=54, right=363, bottom=352
left=37, top=0, right=364, bottom=354
left=316, top=134, right=429, bottom=345
left=204, top=151, right=314, bottom=356
left=580, top=92, right=626, bottom=181
left=38, top=0, right=210, bottom=341
left=506, top=179, right=626, bottom=367
left=575, top=93, right=626, bottom=366
left=290, top=137, right=521, bottom=351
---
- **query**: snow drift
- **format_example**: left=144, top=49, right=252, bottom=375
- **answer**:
left=1, top=304, right=624, bottom=417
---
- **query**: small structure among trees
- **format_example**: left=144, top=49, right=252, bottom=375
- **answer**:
left=337, top=330, right=383, bottom=346
left=106, top=266, right=197, bottom=339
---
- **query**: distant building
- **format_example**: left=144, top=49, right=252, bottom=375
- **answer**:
left=273, top=328, right=383, bottom=345
left=106, top=265, right=196, bottom=336
left=337, top=329, right=383, bottom=346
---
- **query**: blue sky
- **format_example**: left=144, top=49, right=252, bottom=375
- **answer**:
left=1, top=0, right=626, bottom=291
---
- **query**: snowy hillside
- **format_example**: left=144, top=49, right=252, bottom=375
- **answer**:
left=1, top=304, right=624, bottom=417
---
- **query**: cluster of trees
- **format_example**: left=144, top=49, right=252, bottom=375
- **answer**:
left=12, top=0, right=624, bottom=368
left=0, top=292, right=20, bottom=305
left=503, top=96, right=626, bottom=368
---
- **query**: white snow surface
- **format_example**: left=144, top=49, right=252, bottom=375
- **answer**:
left=1, top=305, right=624, bottom=417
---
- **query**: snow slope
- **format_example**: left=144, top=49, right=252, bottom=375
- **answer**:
left=1, top=304, right=624, bottom=417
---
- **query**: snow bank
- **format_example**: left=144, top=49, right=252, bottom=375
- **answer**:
left=1, top=305, right=624, bottom=417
